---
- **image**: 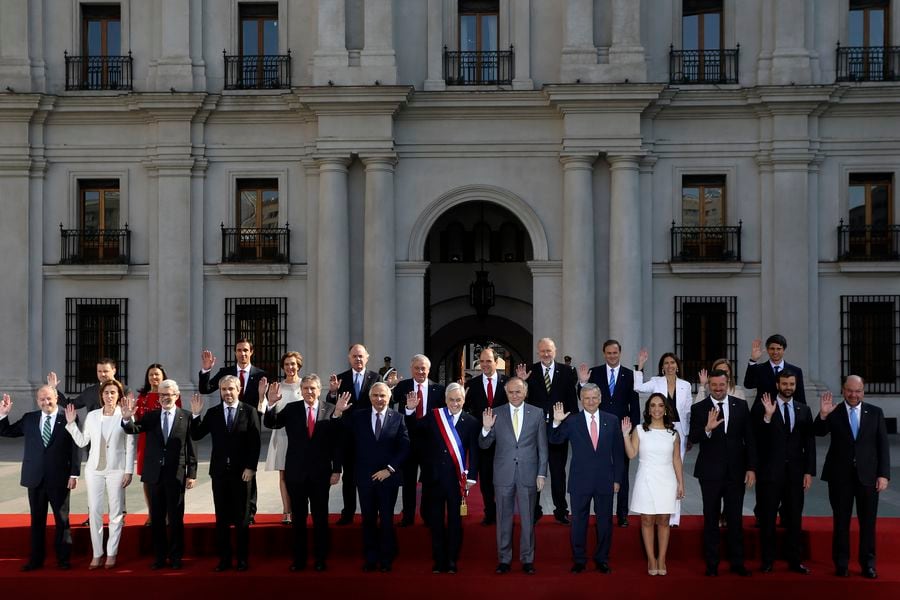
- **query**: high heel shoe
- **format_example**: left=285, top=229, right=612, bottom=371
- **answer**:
left=281, top=513, right=292, bottom=525
left=648, top=561, right=658, bottom=576
left=658, top=564, right=667, bottom=576
left=104, top=556, right=117, bottom=569
left=89, top=558, right=103, bottom=570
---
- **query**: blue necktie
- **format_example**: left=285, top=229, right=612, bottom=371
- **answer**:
left=162, top=411, right=170, bottom=442
left=355, top=373, right=362, bottom=399
left=849, top=406, right=859, bottom=440
left=608, top=369, right=616, bottom=397
left=226, top=406, right=234, bottom=432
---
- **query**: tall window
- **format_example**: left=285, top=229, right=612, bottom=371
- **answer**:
left=681, top=0, right=724, bottom=82
left=459, top=0, right=499, bottom=83
left=849, top=0, right=889, bottom=47
left=225, top=297, right=287, bottom=378
left=674, top=296, right=737, bottom=389
left=841, top=295, right=900, bottom=393
left=234, top=178, right=279, bottom=259
left=682, top=175, right=725, bottom=227
left=847, top=173, right=894, bottom=258
left=82, top=4, right=121, bottom=58
left=241, top=3, right=278, bottom=57
left=78, top=179, right=121, bottom=261
left=65, top=298, right=128, bottom=393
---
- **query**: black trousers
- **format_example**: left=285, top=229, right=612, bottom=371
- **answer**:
left=424, top=480, right=465, bottom=566
left=700, top=477, right=746, bottom=569
left=286, top=477, right=331, bottom=565
left=757, top=475, right=805, bottom=565
left=211, top=472, right=252, bottom=564
left=148, top=478, right=186, bottom=563
left=357, top=479, right=401, bottom=566
left=27, top=484, right=72, bottom=565
left=401, top=451, right=427, bottom=522
left=616, top=453, right=630, bottom=518
left=477, top=444, right=496, bottom=520
left=570, top=491, right=613, bottom=565
left=340, top=441, right=357, bottom=518
left=828, top=479, right=879, bottom=570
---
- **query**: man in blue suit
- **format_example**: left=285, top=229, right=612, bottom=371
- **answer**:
left=550, top=383, right=624, bottom=573
left=0, top=387, right=80, bottom=571
left=578, top=339, right=640, bottom=527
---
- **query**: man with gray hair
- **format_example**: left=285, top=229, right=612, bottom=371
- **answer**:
left=121, top=379, right=197, bottom=570
left=396, top=353, right=445, bottom=526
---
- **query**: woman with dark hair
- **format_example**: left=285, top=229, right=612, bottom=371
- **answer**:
left=634, top=350, right=692, bottom=526
left=622, top=393, right=684, bottom=576
left=262, top=350, right=304, bottom=525
left=134, top=364, right=179, bottom=524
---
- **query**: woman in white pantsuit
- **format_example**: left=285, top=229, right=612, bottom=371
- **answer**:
left=64, top=379, right=135, bottom=569
left=634, top=351, right=692, bottom=527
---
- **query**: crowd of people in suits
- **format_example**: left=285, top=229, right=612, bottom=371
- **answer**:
left=0, top=334, right=891, bottom=581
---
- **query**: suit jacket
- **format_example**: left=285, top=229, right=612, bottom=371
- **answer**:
left=0, top=410, right=81, bottom=488
left=814, top=401, right=890, bottom=487
left=328, top=369, right=381, bottom=413
left=478, top=402, right=548, bottom=487
left=264, top=400, right=343, bottom=484
left=524, top=361, right=578, bottom=424
left=346, top=407, right=409, bottom=486
left=413, top=409, right=480, bottom=489
left=581, top=364, right=641, bottom=425
left=199, top=364, right=267, bottom=410
left=688, top=395, right=757, bottom=482
left=751, top=399, right=816, bottom=484
left=549, top=410, right=623, bottom=495
left=123, top=407, right=198, bottom=485
left=191, top=402, right=261, bottom=478
left=65, top=406, right=135, bottom=473
left=743, top=361, right=806, bottom=405
left=465, top=373, right=509, bottom=417
left=633, top=373, right=692, bottom=438
left=393, top=378, right=446, bottom=415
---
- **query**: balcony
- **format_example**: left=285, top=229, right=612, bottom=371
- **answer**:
left=64, top=52, right=133, bottom=91
left=836, top=44, right=900, bottom=82
left=671, top=223, right=742, bottom=263
left=221, top=224, right=290, bottom=264
left=224, top=51, right=292, bottom=89
left=838, top=221, right=900, bottom=261
left=60, top=226, right=131, bottom=264
left=669, top=46, right=739, bottom=84
left=443, top=46, right=514, bottom=86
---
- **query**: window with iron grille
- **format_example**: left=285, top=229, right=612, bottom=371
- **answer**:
left=841, top=295, right=900, bottom=393
left=65, top=298, right=128, bottom=393
left=225, top=297, right=286, bottom=379
left=674, top=296, right=737, bottom=389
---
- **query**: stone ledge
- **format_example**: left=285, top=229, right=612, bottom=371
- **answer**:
left=668, top=262, right=744, bottom=276
left=216, top=263, right=292, bottom=278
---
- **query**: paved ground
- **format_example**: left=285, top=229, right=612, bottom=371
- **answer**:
left=0, top=430, right=898, bottom=518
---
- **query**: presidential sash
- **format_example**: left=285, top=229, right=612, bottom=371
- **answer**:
left=435, top=407, right=468, bottom=515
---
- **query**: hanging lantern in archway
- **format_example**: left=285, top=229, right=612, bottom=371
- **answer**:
left=469, top=269, right=495, bottom=318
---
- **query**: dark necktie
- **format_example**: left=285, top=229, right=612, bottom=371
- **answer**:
left=239, top=370, right=246, bottom=401
left=782, top=402, right=791, bottom=433
left=41, top=415, right=52, bottom=447
left=416, top=384, right=424, bottom=419
left=162, top=410, right=170, bottom=442
left=226, top=406, right=234, bottom=432
left=374, top=412, right=383, bottom=440
left=716, top=401, right=725, bottom=432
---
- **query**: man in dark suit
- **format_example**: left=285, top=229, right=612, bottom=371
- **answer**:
left=407, top=382, right=479, bottom=573
left=689, top=369, right=756, bottom=577
left=464, top=347, right=508, bottom=525
left=743, top=334, right=806, bottom=405
left=121, top=379, right=197, bottom=570
left=0, top=387, right=80, bottom=571
left=549, top=383, right=623, bottom=573
left=342, top=381, right=409, bottom=572
left=396, top=353, right=446, bottom=526
left=199, top=339, right=267, bottom=410
left=190, top=375, right=261, bottom=572
left=518, top=337, right=578, bottom=524
left=328, top=343, right=381, bottom=525
left=815, top=375, right=890, bottom=579
left=264, top=374, right=346, bottom=572
left=752, top=369, right=815, bottom=574
left=577, top=339, right=641, bottom=527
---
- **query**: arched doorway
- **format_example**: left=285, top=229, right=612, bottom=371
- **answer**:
left=423, top=200, right=535, bottom=383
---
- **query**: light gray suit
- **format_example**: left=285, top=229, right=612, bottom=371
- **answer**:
left=479, top=402, right=548, bottom=564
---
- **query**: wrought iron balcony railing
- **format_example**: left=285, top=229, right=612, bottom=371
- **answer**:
left=224, top=51, right=292, bottom=89
left=443, top=46, right=514, bottom=85
left=669, top=46, right=739, bottom=84
left=221, top=224, right=290, bottom=263
left=60, top=225, right=131, bottom=264
left=65, top=52, right=133, bottom=91
left=836, top=44, right=900, bottom=82
left=837, top=221, right=900, bottom=261
left=671, top=222, right=742, bottom=262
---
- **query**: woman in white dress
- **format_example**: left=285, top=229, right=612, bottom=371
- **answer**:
left=63, top=380, right=135, bottom=569
left=261, top=351, right=303, bottom=524
left=622, top=393, right=684, bottom=576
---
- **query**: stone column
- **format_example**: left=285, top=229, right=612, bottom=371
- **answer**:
left=361, top=0, right=397, bottom=83
left=511, top=0, right=533, bottom=90
left=528, top=260, right=563, bottom=345
left=560, top=155, right=596, bottom=365
left=313, top=0, right=348, bottom=85
left=395, top=262, right=429, bottom=369
left=303, top=159, right=321, bottom=371
left=362, top=156, right=397, bottom=362
left=772, top=0, right=811, bottom=84
left=0, top=0, right=31, bottom=92
left=316, top=157, right=351, bottom=373
left=155, top=0, right=194, bottom=90
left=608, top=155, right=642, bottom=356
left=608, top=0, right=646, bottom=79
left=424, top=0, right=446, bottom=90
left=561, top=0, right=596, bottom=67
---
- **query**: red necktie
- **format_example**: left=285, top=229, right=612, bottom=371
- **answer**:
left=416, top=384, right=424, bottom=419
left=307, top=405, right=315, bottom=438
left=487, top=377, right=494, bottom=408
left=239, top=369, right=246, bottom=400
left=590, top=414, right=598, bottom=450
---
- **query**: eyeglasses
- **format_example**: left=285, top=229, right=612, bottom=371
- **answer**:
left=158, top=393, right=179, bottom=398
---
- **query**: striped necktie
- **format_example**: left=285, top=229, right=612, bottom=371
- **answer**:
left=41, top=415, right=52, bottom=447
left=543, top=367, right=552, bottom=393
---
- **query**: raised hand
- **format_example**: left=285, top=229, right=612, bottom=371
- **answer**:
left=120, top=394, right=136, bottom=420
left=698, top=368, right=708, bottom=387
left=405, top=390, right=420, bottom=410
left=46, top=371, right=60, bottom=389
left=760, top=392, right=777, bottom=420
left=190, top=393, right=203, bottom=416
left=64, top=403, right=77, bottom=424
left=819, top=391, right=835, bottom=419
left=637, top=348, right=649, bottom=371
left=577, top=362, right=591, bottom=384
left=705, top=406, right=723, bottom=432
left=329, top=473, right=341, bottom=486
left=257, top=377, right=268, bottom=400
left=515, top=363, right=531, bottom=381
left=482, top=407, right=496, bottom=431
left=266, top=380, right=281, bottom=406
left=0, top=394, right=11, bottom=418
left=552, top=401, right=569, bottom=423
left=201, top=349, right=217, bottom=371
left=620, top=416, right=632, bottom=435
left=334, top=392, right=352, bottom=415
left=328, top=373, right=341, bottom=394
left=750, top=338, right=763, bottom=362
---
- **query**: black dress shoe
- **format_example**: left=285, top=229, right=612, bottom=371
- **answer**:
left=554, top=512, right=571, bottom=525
left=170, top=559, right=183, bottom=570
left=495, top=562, right=511, bottom=574
left=362, top=562, right=377, bottom=572
left=595, top=562, right=611, bottom=574
left=379, top=563, right=392, bottom=573
left=290, top=562, right=306, bottom=572
left=571, top=563, right=586, bottom=573
left=214, top=561, right=231, bottom=572
left=759, top=562, right=774, bottom=573
left=236, top=561, right=248, bottom=572
left=314, top=560, right=327, bottom=572
left=788, top=563, right=810, bottom=575
left=57, top=561, right=71, bottom=570
left=730, top=565, right=752, bottom=577
left=447, top=561, right=457, bottom=574
left=399, top=516, right=414, bottom=527
left=21, top=562, right=42, bottom=572
left=336, top=514, right=354, bottom=526
left=705, top=566, right=718, bottom=577
left=150, top=561, right=166, bottom=570
left=617, top=516, right=629, bottom=528
left=862, top=567, right=878, bottom=579
left=523, top=563, right=536, bottom=575
left=835, top=567, right=849, bottom=577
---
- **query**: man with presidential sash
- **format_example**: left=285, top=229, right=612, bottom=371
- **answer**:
left=406, top=382, right=480, bottom=574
